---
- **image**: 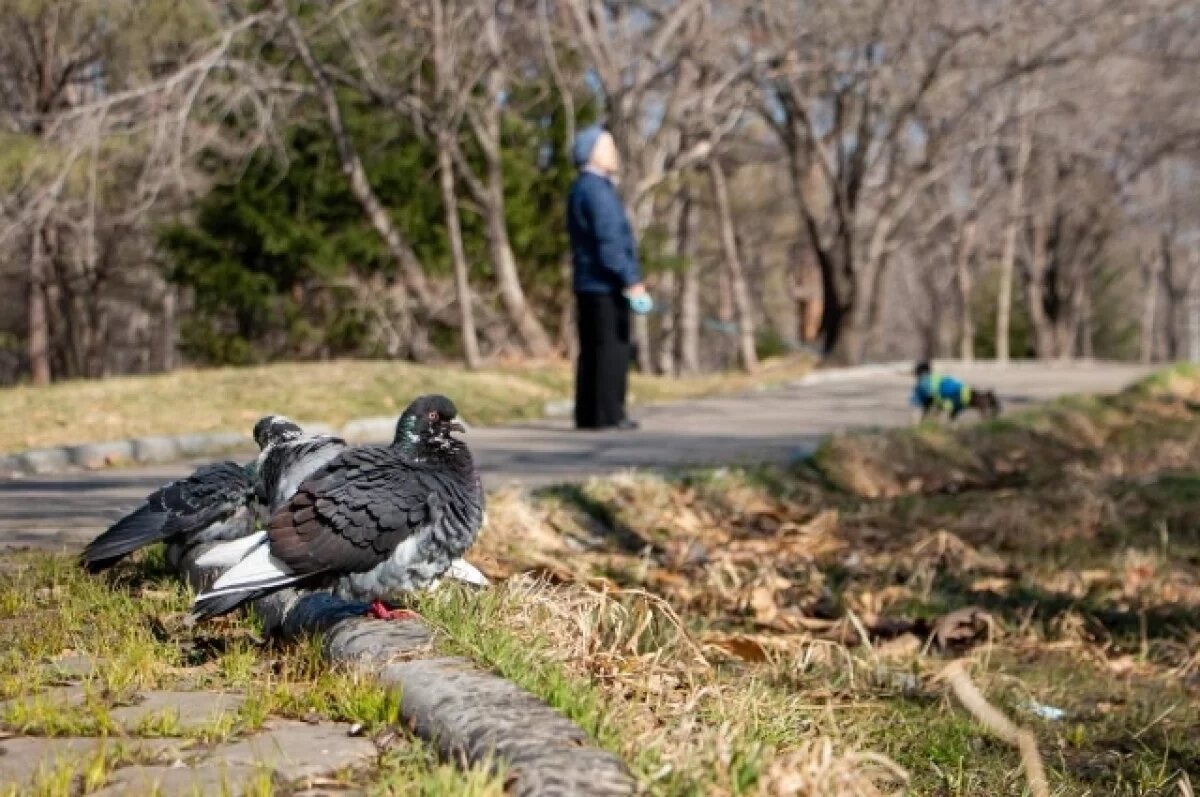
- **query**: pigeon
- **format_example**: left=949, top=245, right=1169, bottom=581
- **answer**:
left=189, top=395, right=485, bottom=622
left=78, top=416, right=308, bottom=573
left=249, top=415, right=347, bottom=514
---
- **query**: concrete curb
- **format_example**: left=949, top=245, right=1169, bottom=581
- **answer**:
left=178, top=552, right=636, bottom=795
left=793, top=361, right=910, bottom=386
left=0, top=417, right=407, bottom=478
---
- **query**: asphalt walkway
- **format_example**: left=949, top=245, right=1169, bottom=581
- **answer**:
left=0, top=361, right=1152, bottom=553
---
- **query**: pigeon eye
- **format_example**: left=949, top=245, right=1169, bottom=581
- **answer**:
left=427, top=410, right=439, bottom=421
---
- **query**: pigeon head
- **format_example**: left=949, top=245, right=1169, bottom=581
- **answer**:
left=393, top=395, right=465, bottom=452
left=252, top=415, right=304, bottom=450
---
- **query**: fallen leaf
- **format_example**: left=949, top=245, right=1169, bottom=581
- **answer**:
left=707, top=635, right=770, bottom=663
left=797, top=508, right=840, bottom=537
left=930, top=606, right=996, bottom=652
left=750, top=585, right=779, bottom=625
left=970, top=577, right=1012, bottom=594
left=876, top=633, right=922, bottom=660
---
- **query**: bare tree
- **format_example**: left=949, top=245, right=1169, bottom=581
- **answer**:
left=707, top=158, right=757, bottom=371
left=429, top=0, right=481, bottom=368
left=450, top=0, right=554, bottom=357
left=274, top=0, right=437, bottom=359
left=995, top=85, right=1036, bottom=363
left=0, top=1, right=276, bottom=381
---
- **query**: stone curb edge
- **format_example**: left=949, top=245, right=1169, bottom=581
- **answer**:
left=0, top=416, right=413, bottom=477
left=178, top=551, right=636, bottom=796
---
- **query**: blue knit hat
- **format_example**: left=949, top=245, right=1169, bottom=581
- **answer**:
left=572, top=125, right=605, bottom=167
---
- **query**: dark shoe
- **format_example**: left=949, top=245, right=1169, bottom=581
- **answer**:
left=616, top=418, right=640, bottom=430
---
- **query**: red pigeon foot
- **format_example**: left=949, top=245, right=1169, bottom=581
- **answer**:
left=367, top=600, right=420, bottom=622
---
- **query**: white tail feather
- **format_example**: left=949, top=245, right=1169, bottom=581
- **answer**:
left=194, top=531, right=267, bottom=569
left=200, top=540, right=299, bottom=597
left=447, top=558, right=489, bottom=586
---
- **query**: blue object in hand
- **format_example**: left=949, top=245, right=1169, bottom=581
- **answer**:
left=628, top=292, right=654, bottom=315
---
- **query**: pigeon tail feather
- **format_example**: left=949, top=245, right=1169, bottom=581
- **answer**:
left=80, top=506, right=170, bottom=572
left=447, top=558, right=489, bottom=586
left=194, top=531, right=268, bottom=569
left=188, top=590, right=269, bottom=622
left=204, top=541, right=298, bottom=594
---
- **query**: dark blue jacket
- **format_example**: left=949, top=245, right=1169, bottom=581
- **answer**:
left=566, top=170, right=642, bottom=294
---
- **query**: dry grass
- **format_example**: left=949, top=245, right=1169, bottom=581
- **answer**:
left=458, top=370, right=1200, bottom=795
left=0, top=356, right=811, bottom=453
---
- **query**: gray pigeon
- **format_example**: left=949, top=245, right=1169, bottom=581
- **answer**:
left=249, top=415, right=347, bottom=513
left=189, top=395, right=485, bottom=621
left=80, top=415, right=341, bottom=573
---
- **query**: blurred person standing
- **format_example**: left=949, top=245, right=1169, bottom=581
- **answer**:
left=566, top=126, right=653, bottom=430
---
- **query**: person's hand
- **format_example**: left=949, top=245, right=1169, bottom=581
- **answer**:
left=625, top=284, right=653, bottom=315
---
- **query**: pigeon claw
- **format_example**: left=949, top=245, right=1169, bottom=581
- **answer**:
left=367, top=600, right=420, bottom=622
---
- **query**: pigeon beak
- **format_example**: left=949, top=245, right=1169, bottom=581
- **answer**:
left=449, top=420, right=468, bottom=435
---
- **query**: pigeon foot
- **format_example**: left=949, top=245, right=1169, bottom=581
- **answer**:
left=367, top=600, right=420, bottom=622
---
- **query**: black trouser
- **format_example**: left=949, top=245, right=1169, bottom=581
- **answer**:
left=575, top=291, right=630, bottom=429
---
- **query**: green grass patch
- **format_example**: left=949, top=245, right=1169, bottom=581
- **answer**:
left=0, top=552, right=506, bottom=793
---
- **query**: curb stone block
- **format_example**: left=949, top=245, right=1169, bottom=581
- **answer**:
left=340, top=416, right=395, bottom=443
left=543, top=399, right=574, bottom=418
left=176, top=432, right=247, bottom=457
left=177, top=560, right=636, bottom=797
left=294, top=420, right=337, bottom=437
left=130, top=436, right=183, bottom=463
left=16, top=447, right=71, bottom=474
left=68, top=441, right=134, bottom=470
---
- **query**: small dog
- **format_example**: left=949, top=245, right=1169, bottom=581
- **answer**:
left=911, top=361, right=1001, bottom=421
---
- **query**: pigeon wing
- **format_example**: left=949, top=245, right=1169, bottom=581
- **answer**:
left=158, top=462, right=256, bottom=537
left=82, top=461, right=254, bottom=571
left=257, top=434, right=347, bottom=512
left=266, top=448, right=438, bottom=576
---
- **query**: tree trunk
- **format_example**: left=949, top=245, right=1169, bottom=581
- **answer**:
left=655, top=196, right=688, bottom=376
left=436, top=140, right=481, bottom=369
left=1080, top=285, right=1095, bottom=360
left=955, top=220, right=977, bottom=362
left=655, top=271, right=677, bottom=376
left=28, top=226, right=51, bottom=385
left=783, top=143, right=855, bottom=364
left=1160, top=232, right=1183, bottom=360
left=278, top=3, right=433, bottom=320
left=473, top=12, right=553, bottom=359
left=1140, top=250, right=1160, bottom=364
left=557, top=257, right=576, bottom=360
left=481, top=169, right=553, bottom=358
left=1189, top=253, right=1200, bottom=364
left=677, top=192, right=700, bottom=375
left=678, top=261, right=700, bottom=375
left=708, top=160, right=757, bottom=372
left=155, top=286, right=177, bottom=373
left=1025, top=201, right=1055, bottom=357
left=996, top=96, right=1034, bottom=363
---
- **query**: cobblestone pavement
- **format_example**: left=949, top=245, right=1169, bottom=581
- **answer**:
left=1, top=664, right=379, bottom=794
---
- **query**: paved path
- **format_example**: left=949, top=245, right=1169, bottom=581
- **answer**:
left=0, top=362, right=1152, bottom=553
